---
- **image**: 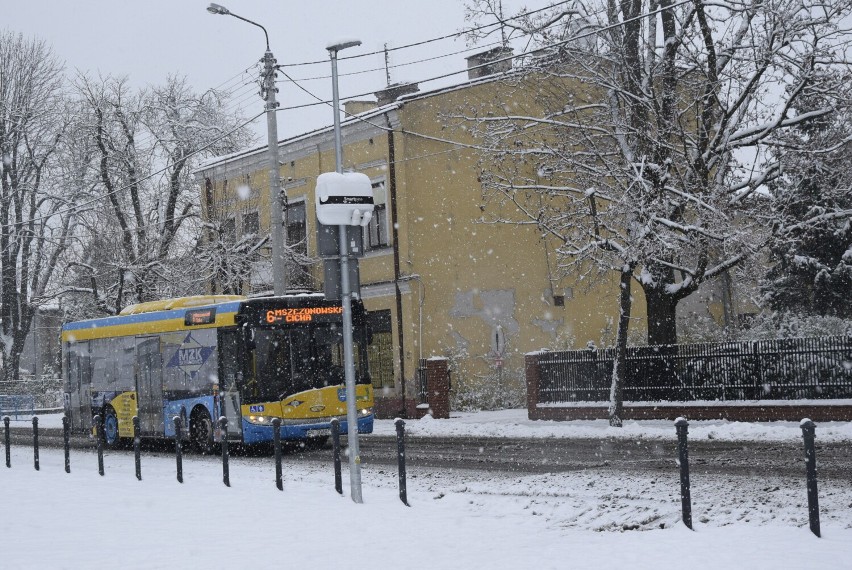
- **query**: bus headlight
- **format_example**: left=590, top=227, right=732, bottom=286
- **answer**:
left=360, top=407, right=373, bottom=416
left=247, top=415, right=274, bottom=425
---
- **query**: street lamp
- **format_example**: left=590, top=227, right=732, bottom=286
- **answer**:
left=207, top=3, right=288, bottom=295
left=327, top=38, right=363, bottom=504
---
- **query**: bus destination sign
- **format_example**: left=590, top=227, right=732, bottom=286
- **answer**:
left=184, top=308, right=217, bottom=326
left=265, top=306, right=343, bottom=324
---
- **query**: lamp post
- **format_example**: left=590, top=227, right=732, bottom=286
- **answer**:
left=328, top=38, right=363, bottom=503
left=207, top=3, right=288, bottom=295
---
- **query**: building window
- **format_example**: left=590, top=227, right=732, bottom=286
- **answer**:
left=222, top=217, right=236, bottom=245
left=364, top=181, right=389, bottom=250
left=286, top=201, right=307, bottom=255
left=367, top=309, right=394, bottom=389
left=242, top=211, right=259, bottom=237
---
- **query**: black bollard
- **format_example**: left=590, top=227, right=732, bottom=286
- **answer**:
left=174, top=416, right=183, bottom=484
left=331, top=418, right=342, bottom=495
left=4, top=416, right=10, bottom=468
left=219, top=417, right=230, bottom=487
left=94, top=414, right=104, bottom=476
left=32, top=417, right=39, bottom=471
left=133, top=416, right=141, bottom=481
left=675, top=417, right=692, bottom=530
left=62, top=416, right=71, bottom=474
left=800, top=419, right=821, bottom=538
left=395, top=418, right=409, bottom=507
left=272, top=418, right=283, bottom=491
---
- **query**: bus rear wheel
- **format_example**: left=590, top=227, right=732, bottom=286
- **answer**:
left=190, top=409, right=215, bottom=455
left=102, top=406, right=123, bottom=449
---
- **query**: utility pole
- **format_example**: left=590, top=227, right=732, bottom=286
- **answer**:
left=207, top=3, right=287, bottom=295
left=263, top=50, right=288, bottom=295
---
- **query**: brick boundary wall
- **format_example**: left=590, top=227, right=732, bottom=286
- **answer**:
left=525, top=351, right=852, bottom=422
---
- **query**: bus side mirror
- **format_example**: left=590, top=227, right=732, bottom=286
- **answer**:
left=244, top=327, right=256, bottom=351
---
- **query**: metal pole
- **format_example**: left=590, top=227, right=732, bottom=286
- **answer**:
left=330, top=46, right=363, bottom=504
left=395, top=419, right=409, bottom=506
left=3, top=416, right=9, bottom=467
left=272, top=418, right=283, bottom=491
left=219, top=416, right=230, bottom=487
left=331, top=417, right=343, bottom=494
left=133, top=416, right=142, bottom=481
left=62, top=415, right=70, bottom=473
left=32, top=417, right=39, bottom=471
left=801, top=419, right=821, bottom=537
left=675, top=417, right=692, bottom=530
left=264, top=49, right=288, bottom=295
left=95, top=414, right=104, bottom=476
left=174, top=416, right=183, bottom=484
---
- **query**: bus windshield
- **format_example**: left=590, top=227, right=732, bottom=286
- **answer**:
left=244, top=323, right=362, bottom=403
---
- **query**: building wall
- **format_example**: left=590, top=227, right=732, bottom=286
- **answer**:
left=196, top=73, right=649, bottom=411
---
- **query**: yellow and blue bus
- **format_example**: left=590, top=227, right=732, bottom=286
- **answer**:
left=61, top=294, right=374, bottom=451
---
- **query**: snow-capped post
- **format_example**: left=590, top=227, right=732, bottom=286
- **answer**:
left=272, top=418, right=283, bottom=491
left=395, top=419, right=409, bottom=507
left=94, top=414, right=104, bottom=476
left=219, top=416, right=230, bottom=487
left=800, top=419, right=820, bottom=537
left=674, top=417, right=692, bottom=529
left=4, top=416, right=10, bottom=467
left=331, top=418, right=342, bottom=495
left=31, top=417, right=39, bottom=471
left=132, top=416, right=141, bottom=481
left=173, top=416, right=183, bottom=484
left=62, top=415, right=70, bottom=474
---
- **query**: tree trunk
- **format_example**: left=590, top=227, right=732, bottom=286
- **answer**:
left=644, top=286, right=679, bottom=346
left=609, top=266, right=634, bottom=427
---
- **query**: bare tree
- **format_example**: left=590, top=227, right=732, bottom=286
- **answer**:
left=65, top=74, right=255, bottom=314
left=462, top=0, right=852, bottom=424
left=0, top=32, right=79, bottom=381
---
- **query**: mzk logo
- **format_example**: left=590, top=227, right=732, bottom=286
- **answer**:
left=166, top=332, right=213, bottom=379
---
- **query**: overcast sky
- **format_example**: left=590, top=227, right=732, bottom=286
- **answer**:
left=3, top=0, right=532, bottom=142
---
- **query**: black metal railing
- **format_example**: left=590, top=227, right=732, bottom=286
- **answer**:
left=538, top=336, right=852, bottom=403
left=416, top=358, right=428, bottom=404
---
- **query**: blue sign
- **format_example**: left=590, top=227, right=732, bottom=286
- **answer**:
left=249, top=405, right=265, bottom=413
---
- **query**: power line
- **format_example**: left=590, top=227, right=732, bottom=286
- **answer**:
left=271, top=0, right=694, bottom=116
left=275, top=0, right=576, bottom=68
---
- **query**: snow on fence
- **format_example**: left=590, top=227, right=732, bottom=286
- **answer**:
left=0, top=395, right=35, bottom=420
left=535, top=336, right=852, bottom=404
left=0, top=376, right=63, bottom=410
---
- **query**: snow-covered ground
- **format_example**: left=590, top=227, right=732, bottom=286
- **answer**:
left=371, top=408, right=852, bottom=442
left=2, top=410, right=850, bottom=568
left=32, top=407, right=852, bottom=442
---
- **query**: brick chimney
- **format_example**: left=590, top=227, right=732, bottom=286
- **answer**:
left=374, top=82, right=420, bottom=106
left=344, top=100, right=378, bottom=115
left=465, top=47, right=513, bottom=79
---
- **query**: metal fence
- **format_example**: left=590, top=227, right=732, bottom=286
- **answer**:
left=416, top=358, right=428, bottom=404
left=538, top=336, right=852, bottom=403
left=0, top=376, right=64, bottom=410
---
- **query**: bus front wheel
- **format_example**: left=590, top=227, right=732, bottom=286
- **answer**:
left=190, top=409, right=215, bottom=455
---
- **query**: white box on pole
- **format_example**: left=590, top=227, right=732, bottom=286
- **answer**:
left=315, top=172, right=375, bottom=226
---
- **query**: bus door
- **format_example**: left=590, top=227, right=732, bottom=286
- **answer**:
left=136, top=336, right=164, bottom=435
left=218, top=328, right=244, bottom=440
left=67, top=347, right=92, bottom=432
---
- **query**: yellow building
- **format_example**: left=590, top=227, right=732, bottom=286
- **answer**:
left=195, top=50, right=648, bottom=417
